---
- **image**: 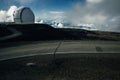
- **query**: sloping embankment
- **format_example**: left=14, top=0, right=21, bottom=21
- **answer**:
left=0, top=24, right=120, bottom=42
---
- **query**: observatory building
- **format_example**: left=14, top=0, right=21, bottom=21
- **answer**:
left=13, top=7, right=35, bottom=24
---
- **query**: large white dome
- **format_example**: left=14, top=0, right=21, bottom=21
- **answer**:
left=13, top=7, right=35, bottom=24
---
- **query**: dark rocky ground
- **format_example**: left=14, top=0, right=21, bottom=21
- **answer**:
left=0, top=53, right=120, bottom=80
left=0, top=24, right=120, bottom=42
left=0, top=24, right=120, bottom=80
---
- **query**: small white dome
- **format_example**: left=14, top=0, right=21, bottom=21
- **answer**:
left=13, top=7, right=35, bottom=24
left=58, top=23, right=63, bottom=28
left=39, top=20, right=44, bottom=23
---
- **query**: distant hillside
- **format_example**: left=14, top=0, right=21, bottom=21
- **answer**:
left=58, top=28, right=120, bottom=41
left=0, top=24, right=120, bottom=42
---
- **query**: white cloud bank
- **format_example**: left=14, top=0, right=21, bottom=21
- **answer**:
left=0, top=11, right=7, bottom=22
left=36, top=11, right=65, bottom=23
left=0, top=5, right=17, bottom=22
left=36, top=0, right=120, bottom=32
left=65, top=0, right=120, bottom=32
left=0, top=0, right=120, bottom=32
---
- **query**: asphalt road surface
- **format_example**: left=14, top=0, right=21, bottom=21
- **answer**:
left=0, top=40, right=120, bottom=60
left=0, top=40, right=120, bottom=80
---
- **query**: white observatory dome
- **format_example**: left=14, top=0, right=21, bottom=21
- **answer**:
left=13, top=7, right=35, bottom=24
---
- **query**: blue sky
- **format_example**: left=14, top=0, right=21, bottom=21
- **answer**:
left=0, top=0, right=120, bottom=32
left=0, top=0, right=85, bottom=23
left=0, top=0, right=85, bottom=13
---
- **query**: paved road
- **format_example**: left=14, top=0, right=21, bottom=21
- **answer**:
left=0, top=40, right=120, bottom=80
left=0, top=40, right=120, bottom=60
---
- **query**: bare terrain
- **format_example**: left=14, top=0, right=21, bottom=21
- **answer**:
left=0, top=41, right=120, bottom=80
left=0, top=24, right=120, bottom=42
left=0, top=24, right=120, bottom=80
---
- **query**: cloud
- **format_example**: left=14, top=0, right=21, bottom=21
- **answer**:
left=0, top=5, right=18, bottom=22
left=87, top=0, right=103, bottom=3
left=0, top=11, right=7, bottom=22
left=36, top=11, right=65, bottom=23
left=7, top=6, right=18, bottom=22
left=7, top=6, right=17, bottom=16
left=49, top=11, right=64, bottom=14
left=65, top=0, right=120, bottom=32
left=15, top=0, right=34, bottom=4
